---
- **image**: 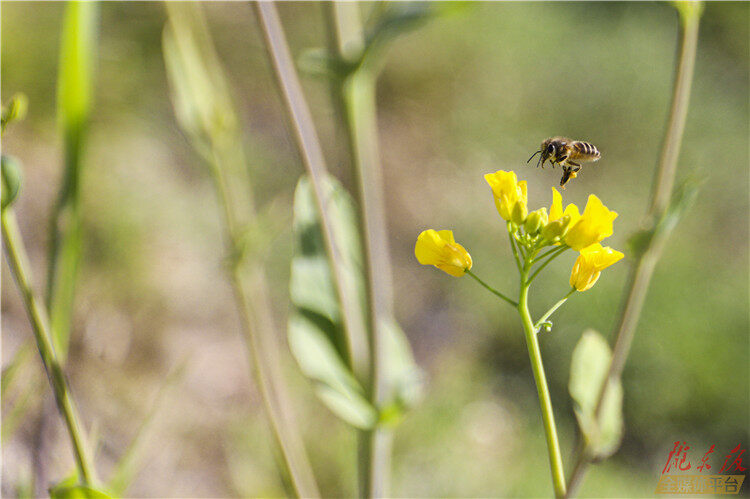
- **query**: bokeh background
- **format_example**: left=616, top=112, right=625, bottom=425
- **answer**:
left=2, top=2, right=748, bottom=497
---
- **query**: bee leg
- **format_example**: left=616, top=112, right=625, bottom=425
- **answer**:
left=568, top=161, right=581, bottom=168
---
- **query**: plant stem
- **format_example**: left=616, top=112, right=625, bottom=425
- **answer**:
left=328, top=3, right=397, bottom=494
left=533, top=246, right=562, bottom=263
left=564, top=9, right=700, bottom=497
left=253, top=0, right=369, bottom=380
left=535, top=288, right=576, bottom=331
left=207, top=148, right=320, bottom=498
left=46, top=1, right=98, bottom=363
left=528, top=246, right=568, bottom=284
left=518, top=262, right=566, bottom=498
left=465, top=270, right=518, bottom=308
left=2, top=208, right=95, bottom=486
left=163, top=5, right=319, bottom=494
left=507, top=222, right=522, bottom=273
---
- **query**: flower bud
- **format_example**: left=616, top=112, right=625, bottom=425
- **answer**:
left=541, top=214, right=572, bottom=242
left=524, top=208, right=548, bottom=235
left=415, top=229, right=473, bottom=277
left=511, top=201, right=528, bottom=226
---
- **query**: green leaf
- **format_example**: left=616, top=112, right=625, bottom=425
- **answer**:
left=380, top=319, right=423, bottom=423
left=49, top=475, right=111, bottom=499
left=569, top=329, right=623, bottom=459
left=1, top=155, right=22, bottom=210
left=289, top=175, right=376, bottom=429
left=289, top=174, right=421, bottom=428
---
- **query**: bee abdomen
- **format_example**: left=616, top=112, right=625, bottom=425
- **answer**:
left=573, top=141, right=601, bottom=160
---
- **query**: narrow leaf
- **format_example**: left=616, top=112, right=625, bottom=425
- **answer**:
left=569, top=329, right=624, bottom=459
left=47, top=0, right=99, bottom=362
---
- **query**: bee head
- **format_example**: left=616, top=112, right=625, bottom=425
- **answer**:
left=539, top=139, right=557, bottom=167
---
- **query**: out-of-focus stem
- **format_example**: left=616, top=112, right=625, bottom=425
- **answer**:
left=564, top=11, right=700, bottom=498
left=46, top=1, right=98, bottom=363
left=207, top=147, right=320, bottom=498
left=163, top=4, right=319, bottom=494
left=2, top=208, right=95, bottom=486
left=329, top=2, right=395, bottom=496
left=253, top=0, right=370, bottom=381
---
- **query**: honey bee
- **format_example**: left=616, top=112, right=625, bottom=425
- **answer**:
left=527, top=137, right=601, bottom=188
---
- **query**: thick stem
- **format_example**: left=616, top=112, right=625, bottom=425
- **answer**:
left=328, top=4, right=396, bottom=496
left=2, top=209, right=95, bottom=485
left=518, top=264, right=566, bottom=498
left=564, top=12, right=700, bottom=498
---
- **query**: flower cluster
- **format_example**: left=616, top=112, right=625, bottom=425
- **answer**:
left=416, top=170, right=623, bottom=292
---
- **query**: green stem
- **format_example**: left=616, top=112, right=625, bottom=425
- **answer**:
left=507, top=222, right=522, bottom=273
left=208, top=148, right=320, bottom=499
left=253, top=0, right=369, bottom=380
left=2, top=208, right=95, bottom=486
left=518, top=264, right=566, bottom=498
left=465, top=270, right=518, bottom=308
left=535, top=288, right=576, bottom=331
left=528, top=246, right=568, bottom=284
left=533, top=246, right=562, bottom=263
left=564, top=9, right=701, bottom=497
left=330, top=3, right=394, bottom=496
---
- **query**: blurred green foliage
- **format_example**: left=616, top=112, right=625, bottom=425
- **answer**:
left=1, top=2, right=747, bottom=497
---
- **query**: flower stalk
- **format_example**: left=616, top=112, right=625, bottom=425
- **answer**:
left=2, top=208, right=95, bottom=486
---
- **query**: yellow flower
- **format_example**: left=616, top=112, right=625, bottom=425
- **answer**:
left=415, top=229, right=473, bottom=277
left=564, top=194, right=618, bottom=251
left=485, top=170, right=528, bottom=222
left=569, top=243, right=624, bottom=291
left=549, top=187, right=581, bottom=225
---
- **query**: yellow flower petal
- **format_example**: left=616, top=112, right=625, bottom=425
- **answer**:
left=485, top=170, right=528, bottom=222
left=564, top=194, right=618, bottom=250
left=550, top=187, right=563, bottom=221
left=570, top=243, right=624, bottom=291
left=415, top=229, right=472, bottom=277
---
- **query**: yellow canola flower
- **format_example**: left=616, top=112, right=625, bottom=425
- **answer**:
left=415, top=229, right=473, bottom=277
left=564, top=194, right=618, bottom=251
left=549, top=187, right=581, bottom=225
left=485, top=170, right=528, bottom=223
left=570, top=243, right=624, bottom=291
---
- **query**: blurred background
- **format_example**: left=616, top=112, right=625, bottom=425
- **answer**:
left=2, top=2, right=748, bottom=497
